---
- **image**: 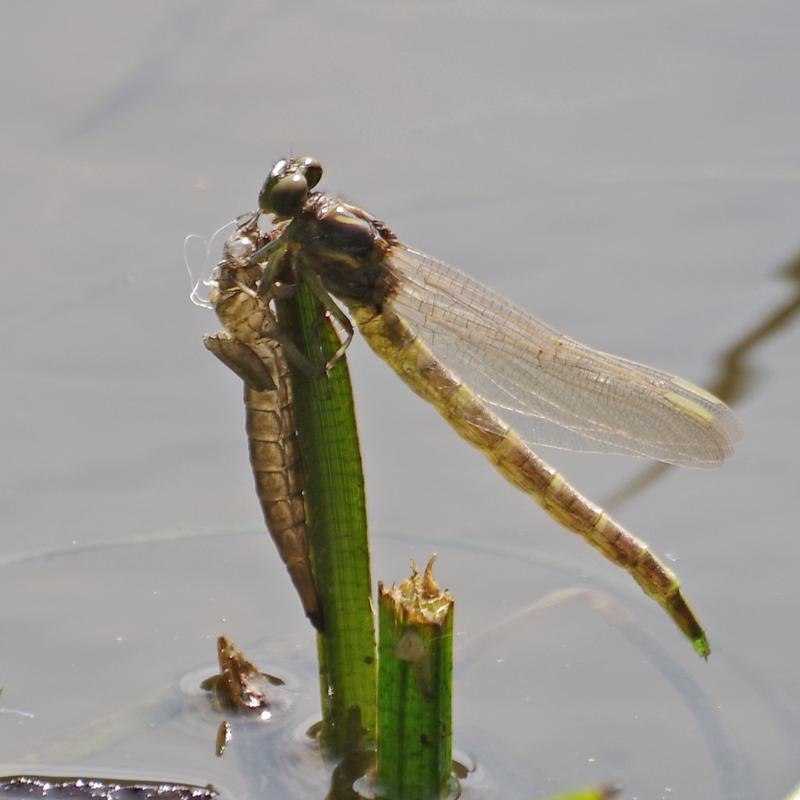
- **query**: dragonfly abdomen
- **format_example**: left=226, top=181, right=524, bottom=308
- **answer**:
left=354, top=303, right=708, bottom=656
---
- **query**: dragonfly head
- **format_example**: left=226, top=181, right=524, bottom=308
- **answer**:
left=258, top=156, right=322, bottom=220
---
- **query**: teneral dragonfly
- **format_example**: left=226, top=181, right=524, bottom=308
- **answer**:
left=248, top=157, right=741, bottom=656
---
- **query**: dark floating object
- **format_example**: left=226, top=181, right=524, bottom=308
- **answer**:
left=0, top=776, right=216, bottom=800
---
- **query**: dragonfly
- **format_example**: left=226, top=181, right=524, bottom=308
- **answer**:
left=248, top=157, right=741, bottom=657
left=203, top=213, right=322, bottom=631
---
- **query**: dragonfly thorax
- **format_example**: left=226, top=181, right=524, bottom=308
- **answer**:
left=281, top=193, right=399, bottom=308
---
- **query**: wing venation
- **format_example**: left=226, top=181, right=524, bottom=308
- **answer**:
left=384, top=246, right=741, bottom=467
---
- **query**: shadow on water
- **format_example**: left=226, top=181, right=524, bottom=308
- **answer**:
left=603, top=249, right=800, bottom=511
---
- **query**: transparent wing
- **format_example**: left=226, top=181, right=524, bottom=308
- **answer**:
left=386, top=246, right=741, bottom=467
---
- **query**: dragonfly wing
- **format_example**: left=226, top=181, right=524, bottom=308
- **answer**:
left=384, top=246, right=741, bottom=467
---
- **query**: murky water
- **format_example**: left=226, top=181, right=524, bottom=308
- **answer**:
left=2, top=3, right=799, bottom=798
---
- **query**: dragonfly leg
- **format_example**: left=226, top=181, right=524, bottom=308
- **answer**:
left=271, top=280, right=298, bottom=300
left=271, top=258, right=355, bottom=377
left=252, top=251, right=329, bottom=378
left=248, top=235, right=282, bottom=269
left=235, top=276, right=295, bottom=305
left=299, top=267, right=354, bottom=372
left=255, top=250, right=284, bottom=297
left=232, top=279, right=258, bottom=300
left=274, top=331, right=327, bottom=379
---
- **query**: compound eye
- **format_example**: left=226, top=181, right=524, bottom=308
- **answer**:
left=268, top=173, right=309, bottom=217
left=270, top=158, right=288, bottom=177
left=300, top=157, right=323, bottom=189
left=258, top=159, right=290, bottom=213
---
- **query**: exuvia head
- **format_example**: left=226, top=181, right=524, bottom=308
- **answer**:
left=258, top=156, right=323, bottom=219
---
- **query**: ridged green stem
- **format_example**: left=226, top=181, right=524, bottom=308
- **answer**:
left=376, top=559, right=455, bottom=799
left=276, top=284, right=376, bottom=756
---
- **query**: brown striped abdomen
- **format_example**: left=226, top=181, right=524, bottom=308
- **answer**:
left=353, top=303, right=708, bottom=655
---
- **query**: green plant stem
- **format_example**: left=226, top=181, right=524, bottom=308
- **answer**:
left=377, top=557, right=455, bottom=800
left=276, top=284, right=376, bottom=756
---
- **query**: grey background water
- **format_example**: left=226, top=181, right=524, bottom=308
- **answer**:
left=1, top=3, right=798, bottom=799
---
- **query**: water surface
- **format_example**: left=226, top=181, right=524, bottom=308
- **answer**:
left=1, top=3, right=799, bottom=798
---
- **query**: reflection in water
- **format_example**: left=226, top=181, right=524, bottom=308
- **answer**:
left=603, top=251, right=800, bottom=510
